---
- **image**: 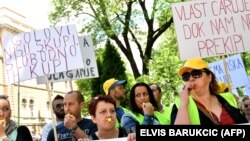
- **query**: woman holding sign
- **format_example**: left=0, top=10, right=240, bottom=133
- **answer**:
left=171, top=58, right=247, bottom=125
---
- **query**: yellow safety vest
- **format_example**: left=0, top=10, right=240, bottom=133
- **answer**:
left=172, top=92, right=238, bottom=124
left=154, top=106, right=172, bottom=125
left=116, top=106, right=131, bottom=127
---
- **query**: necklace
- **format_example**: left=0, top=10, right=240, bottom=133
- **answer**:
left=191, top=93, right=213, bottom=111
left=192, top=94, right=220, bottom=124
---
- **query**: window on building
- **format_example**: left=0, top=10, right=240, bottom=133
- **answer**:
left=21, top=98, right=27, bottom=116
left=29, top=99, right=34, bottom=117
left=46, top=101, right=50, bottom=110
left=46, top=101, right=51, bottom=117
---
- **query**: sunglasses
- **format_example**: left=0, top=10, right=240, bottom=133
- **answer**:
left=182, top=69, right=207, bottom=82
left=55, top=103, right=64, bottom=109
left=244, top=104, right=250, bottom=108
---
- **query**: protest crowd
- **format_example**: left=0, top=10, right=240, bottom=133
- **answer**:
left=1, top=58, right=250, bottom=141
left=1, top=0, right=250, bottom=141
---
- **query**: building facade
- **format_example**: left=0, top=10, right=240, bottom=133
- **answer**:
left=0, top=7, right=77, bottom=139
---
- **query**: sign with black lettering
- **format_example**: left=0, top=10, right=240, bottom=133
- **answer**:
left=208, top=54, right=248, bottom=89
left=36, top=35, right=99, bottom=84
left=171, top=0, right=250, bottom=60
left=2, top=25, right=84, bottom=84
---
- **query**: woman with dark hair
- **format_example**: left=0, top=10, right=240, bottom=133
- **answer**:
left=16, top=125, right=33, bottom=141
left=121, top=82, right=159, bottom=132
left=171, top=58, right=247, bottom=125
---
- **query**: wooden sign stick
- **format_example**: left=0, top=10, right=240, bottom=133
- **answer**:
left=222, top=55, right=232, bottom=93
left=45, top=76, right=58, bottom=141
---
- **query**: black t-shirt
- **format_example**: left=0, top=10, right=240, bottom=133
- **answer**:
left=47, top=118, right=97, bottom=141
left=90, top=127, right=128, bottom=140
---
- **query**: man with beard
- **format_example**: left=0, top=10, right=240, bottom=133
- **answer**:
left=40, top=95, right=65, bottom=141
left=103, top=78, right=131, bottom=127
left=47, top=91, right=97, bottom=141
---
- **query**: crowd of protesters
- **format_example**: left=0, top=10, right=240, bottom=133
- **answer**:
left=1, top=58, right=249, bottom=141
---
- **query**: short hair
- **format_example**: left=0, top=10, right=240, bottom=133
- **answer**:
left=239, top=95, right=250, bottom=110
left=52, top=95, right=64, bottom=104
left=0, top=95, right=10, bottom=106
left=88, top=95, right=116, bottom=117
left=66, top=91, right=84, bottom=103
left=52, top=95, right=64, bottom=110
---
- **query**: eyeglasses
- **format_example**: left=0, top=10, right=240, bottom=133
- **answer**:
left=244, top=104, right=250, bottom=108
left=182, top=69, right=206, bottom=82
left=55, top=103, right=64, bottom=109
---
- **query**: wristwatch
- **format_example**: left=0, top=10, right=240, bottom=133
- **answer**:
left=71, top=124, right=79, bottom=134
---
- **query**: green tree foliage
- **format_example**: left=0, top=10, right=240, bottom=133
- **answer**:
left=100, top=39, right=127, bottom=83
left=76, top=39, right=128, bottom=115
left=242, top=52, right=250, bottom=75
left=100, top=39, right=129, bottom=107
left=136, top=24, right=183, bottom=105
left=49, top=0, right=178, bottom=79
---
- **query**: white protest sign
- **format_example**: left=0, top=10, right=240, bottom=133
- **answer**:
left=208, top=54, right=248, bottom=89
left=2, top=25, right=84, bottom=84
left=36, top=35, right=99, bottom=84
left=93, top=137, right=127, bottom=141
left=232, top=89, right=239, bottom=97
left=243, top=85, right=250, bottom=97
left=171, top=0, right=250, bottom=60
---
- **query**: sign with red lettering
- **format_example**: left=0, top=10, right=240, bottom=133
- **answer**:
left=2, top=25, right=84, bottom=84
left=36, top=35, right=99, bottom=84
left=171, top=0, right=250, bottom=60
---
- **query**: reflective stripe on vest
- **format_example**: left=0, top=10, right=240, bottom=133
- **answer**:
left=126, top=112, right=144, bottom=124
left=116, top=106, right=132, bottom=127
left=154, top=106, right=171, bottom=125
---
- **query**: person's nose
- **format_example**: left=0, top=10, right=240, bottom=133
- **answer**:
left=107, top=111, right=112, bottom=117
left=64, top=105, right=70, bottom=113
left=140, top=95, right=146, bottom=100
left=189, top=75, right=195, bottom=81
left=0, top=110, right=3, bottom=116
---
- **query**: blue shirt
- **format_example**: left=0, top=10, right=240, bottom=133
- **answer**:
left=41, top=121, right=63, bottom=141
left=121, top=113, right=159, bottom=133
left=47, top=118, right=97, bottom=141
left=116, top=107, right=124, bottom=123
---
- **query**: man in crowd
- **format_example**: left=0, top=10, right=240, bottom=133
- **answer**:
left=47, top=91, right=97, bottom=141
left=149, top=83, right=171, bottom=125
left=103, top=78, right=131, bottom=127
left=240, top=96, right=250, bottom=123
left=41, top=95, right=65, bottom=141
